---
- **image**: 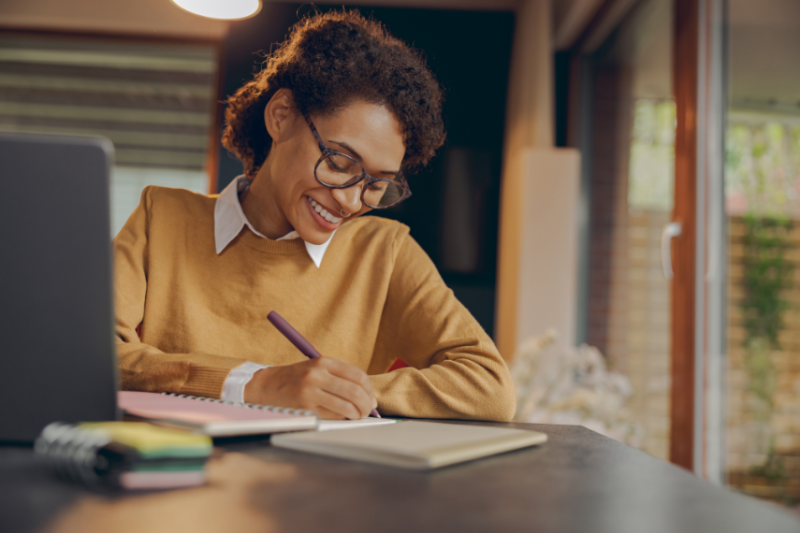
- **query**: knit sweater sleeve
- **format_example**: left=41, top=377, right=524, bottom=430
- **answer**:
left=369, top=231, right=516, bottom=422
left=113, top=187, right=243, bottom=398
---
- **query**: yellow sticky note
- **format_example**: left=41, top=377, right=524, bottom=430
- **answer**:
left=79, top=422, right=213, bottom=458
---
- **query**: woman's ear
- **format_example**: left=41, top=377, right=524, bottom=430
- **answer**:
left=264, top=88, right=297, bottom=143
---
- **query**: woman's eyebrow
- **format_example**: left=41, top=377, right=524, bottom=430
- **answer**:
left=329, top=140, right=363, bottom=161
left=329, top=140, right=400, bottom=175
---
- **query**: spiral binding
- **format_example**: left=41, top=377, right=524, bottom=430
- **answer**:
left=160, top=392, right=317, bottom=418
left=34, top=422, right=117, bottom=490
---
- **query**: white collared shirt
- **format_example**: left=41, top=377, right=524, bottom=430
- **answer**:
left=215, top=175, right=336, bottom=402
left=215, top=174, right=336, bottom=266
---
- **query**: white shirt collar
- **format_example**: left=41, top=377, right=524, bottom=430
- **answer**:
left=214, top=175, right=335, bottom=268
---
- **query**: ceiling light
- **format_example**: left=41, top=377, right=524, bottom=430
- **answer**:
left=172, top=0, right=262, bottom=20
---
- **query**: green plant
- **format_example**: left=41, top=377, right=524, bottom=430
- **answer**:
left=741, top=215, right=793, bottom=349
left=750, top=449, right=786, bottom=483
left=740, top=215, right=793, bottom=481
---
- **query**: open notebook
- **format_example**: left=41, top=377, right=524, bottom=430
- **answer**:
left=118, top=391, right=318, bottom=437
left=271, top=421, right=547, bottom=469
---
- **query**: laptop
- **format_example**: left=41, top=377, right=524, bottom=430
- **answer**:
left=0, top=132, right=119, bottom=442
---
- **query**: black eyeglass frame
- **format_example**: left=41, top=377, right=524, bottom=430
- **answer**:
left=304, top=114, right=412, bottom=209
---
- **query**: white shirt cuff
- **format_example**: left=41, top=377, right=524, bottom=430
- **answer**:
left=221, top=361, right=269, bottom=403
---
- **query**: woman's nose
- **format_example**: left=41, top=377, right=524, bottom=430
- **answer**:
left=331, top=185, right=363, bottom=216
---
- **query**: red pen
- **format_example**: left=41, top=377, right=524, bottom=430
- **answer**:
left=267, top=311, right=381, bottom=418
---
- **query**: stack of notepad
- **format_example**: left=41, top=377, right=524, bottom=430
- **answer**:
left=35, top=421, right=214, bottom=490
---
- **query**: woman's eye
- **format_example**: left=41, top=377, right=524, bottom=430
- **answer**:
left=325, top=159, right=346, bottom=172
left=368, top=182, right=387, bottom=191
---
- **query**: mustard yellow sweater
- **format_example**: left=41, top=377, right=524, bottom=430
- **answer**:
left=114, top=186, right=515, bottom=421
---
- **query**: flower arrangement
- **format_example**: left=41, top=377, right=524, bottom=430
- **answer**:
left=511, top=330, right=642, bottom=448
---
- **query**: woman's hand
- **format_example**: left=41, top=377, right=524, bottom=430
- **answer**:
left=243, top=358, right=377, bottom=420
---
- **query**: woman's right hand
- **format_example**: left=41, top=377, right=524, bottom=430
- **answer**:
left=243, top=357, right=378, bottom=420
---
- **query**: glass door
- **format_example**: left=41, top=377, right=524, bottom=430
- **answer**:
left=717, top=0, right=800, bottom=507
left=692, top=0, right=800, bottom=510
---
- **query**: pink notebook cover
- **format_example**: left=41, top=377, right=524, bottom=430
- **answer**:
left=118, top=391, right=309, bottom=424
left=119, top=470, right=207, bottom=490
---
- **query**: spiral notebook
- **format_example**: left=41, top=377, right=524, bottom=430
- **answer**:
left=118, top=391, right=318, bottom=437
left=35, top=421, right=213, bottom=490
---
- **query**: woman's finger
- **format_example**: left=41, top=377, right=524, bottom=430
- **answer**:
left=313, top=388, right=365, bottom=420
left=320, top=374, right=373, bottom=417
left=313, top=405, right=348, bottom=420
left=319, top=357, right=375, bottom=399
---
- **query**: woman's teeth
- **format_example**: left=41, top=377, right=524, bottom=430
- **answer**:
left=308, top=196, right=342, bottom=224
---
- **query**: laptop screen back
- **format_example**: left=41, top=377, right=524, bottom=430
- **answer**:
left=0, top=132, right=118, bottom=442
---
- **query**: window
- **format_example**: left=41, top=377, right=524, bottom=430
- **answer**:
left=0, top=33, right=219, bottom=235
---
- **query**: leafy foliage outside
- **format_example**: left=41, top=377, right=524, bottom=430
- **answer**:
left=628, top=99, right=676, bottom=211
left=740, top=216, right=792, bottom=413
left=726, top=120, right=800, bottom=217
left=740, top=216, right=793, bottom=492
left=728, top=118, right=799, bottom=497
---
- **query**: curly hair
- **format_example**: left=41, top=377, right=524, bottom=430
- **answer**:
left=221, top=10, right=445, bottom=177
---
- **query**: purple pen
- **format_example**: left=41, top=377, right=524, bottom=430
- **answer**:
left=267, top=311, right=381, bottom=418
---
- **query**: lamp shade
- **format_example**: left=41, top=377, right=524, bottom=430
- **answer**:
left=172, top=0, right=261, bottom=20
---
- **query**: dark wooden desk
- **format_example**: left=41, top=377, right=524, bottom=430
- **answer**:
left=1, top=422, right=798, bottom=533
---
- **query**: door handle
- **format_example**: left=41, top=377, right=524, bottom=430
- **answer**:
left=661, top=222, right=682, bottom=280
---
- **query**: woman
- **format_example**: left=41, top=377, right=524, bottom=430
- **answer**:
left=114, top=10, right=515, bottom=421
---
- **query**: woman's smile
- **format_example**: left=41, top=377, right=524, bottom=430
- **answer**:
left=305, top=195, right=343, bottom=230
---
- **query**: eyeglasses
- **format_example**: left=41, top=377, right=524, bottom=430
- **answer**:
left=304, top=115, right=411, bottom=209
